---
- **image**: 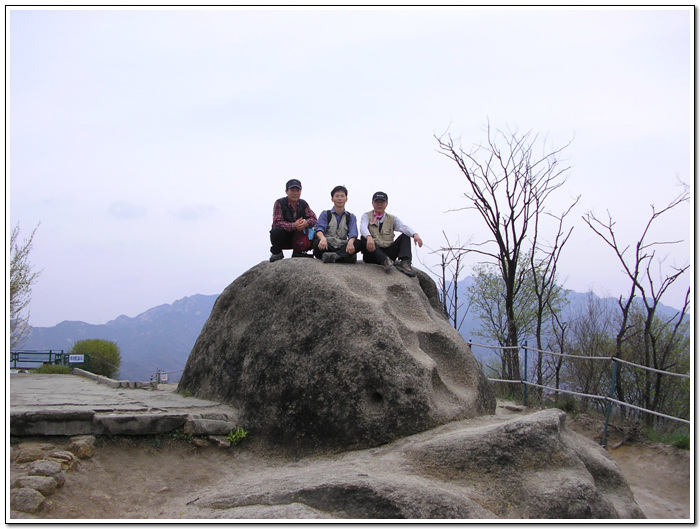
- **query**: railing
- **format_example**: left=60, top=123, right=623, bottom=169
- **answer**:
left=10, top=350, right=66, bottom=368
left=10, top=350, right=91, bottom=371
left=469, top=341, right=691, bottom=447
left=151, top=368, right=184, bottom=384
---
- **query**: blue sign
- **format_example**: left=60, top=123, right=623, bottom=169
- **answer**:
left=69, top=354, right=85, bottom=363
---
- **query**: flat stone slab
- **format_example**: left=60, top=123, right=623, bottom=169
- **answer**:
left=10, top=373, right=241, bottom=437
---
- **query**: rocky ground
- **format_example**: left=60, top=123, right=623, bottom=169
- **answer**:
left=9, top=403, right=690, bottom=521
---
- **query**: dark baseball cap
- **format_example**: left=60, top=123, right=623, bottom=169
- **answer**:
left=372, top=191, right=388, bottom=202
left=286, top=179, right=302, bottom=190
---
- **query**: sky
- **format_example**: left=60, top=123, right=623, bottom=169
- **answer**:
left=8, top=6, right=692, bottom=328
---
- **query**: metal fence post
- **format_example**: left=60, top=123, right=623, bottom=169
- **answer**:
left=522, top=342, right=528, bottom=407
left=602, top=359, right=619, bottom=448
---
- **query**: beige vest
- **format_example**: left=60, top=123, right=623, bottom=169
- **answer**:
left=325, top=210, right=350, bottom=249
left=367, top=212, right=395, bottom=248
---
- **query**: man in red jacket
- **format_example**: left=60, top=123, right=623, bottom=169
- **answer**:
left=269, top=179, right=317, bottom=262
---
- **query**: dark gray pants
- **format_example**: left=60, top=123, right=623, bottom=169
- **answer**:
left=313, top=238, right=361, bottom=263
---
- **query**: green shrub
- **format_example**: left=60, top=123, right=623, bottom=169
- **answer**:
left=33, top=364, right=71, bottom=375
left=70, top=339, right=121, bottom=378
left=555, top=395, right=577, bottom=413
left=227, top=427, right=249, bottom=446
left=672, top=434, right=690, bottom=450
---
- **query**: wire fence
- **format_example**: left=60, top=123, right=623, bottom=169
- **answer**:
left=469, top=341, right=691, bottom=447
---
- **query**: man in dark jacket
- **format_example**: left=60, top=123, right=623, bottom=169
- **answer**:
left=269, top=179, right=318, bottom=262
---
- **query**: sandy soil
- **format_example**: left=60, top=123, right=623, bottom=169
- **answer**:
left=10, top=409, right=691, bottom=521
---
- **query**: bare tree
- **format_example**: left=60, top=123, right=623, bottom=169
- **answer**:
left=562, top=292, right=617, bottom=413
left=428, top=232, right=472, bottom=330
left=436, top=123, right=573, bottom=384
left=548, top=310, right=569, bottom=406
left=528, top=197, right=579, bottom=398
left=583, top=184, right=690, bottom=424
left=10, top=222, right=42, bottom=350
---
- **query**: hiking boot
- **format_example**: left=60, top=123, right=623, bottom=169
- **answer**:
left=322, top=252, right=338, bottom=263
left=291, top=251, right=312, bottom=258
left=270, top=252, right=284, bottom=263
left=395, top=258, right=417, bottom=277
left=383, top=257, right=394, bottom=273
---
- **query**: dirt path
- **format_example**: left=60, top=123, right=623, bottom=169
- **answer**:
left=606, top=442, right=690, bottom=519
left=565, top=413, right=691, bottom=520
left=10, top=411, right=691, bottom=521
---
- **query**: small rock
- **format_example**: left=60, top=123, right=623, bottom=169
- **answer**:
left=16, top=476, right=58, bottom=496
left=69, top=435, right=96, bottom=460
left=47, top=450, right=79, bottom=470
left=28, top=460, right=65, bottom=487
left=17, top=442, right=56, bottom=451
left=192, top=438, right=210, bottom=448
left=208, top=436, right=232, bottom=449
left=11, top=487, right=45, bottom=514
left=15, top=447, right=48, bottom=464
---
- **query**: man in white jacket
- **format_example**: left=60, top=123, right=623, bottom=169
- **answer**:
left=360, top=191, right=423, bottom=277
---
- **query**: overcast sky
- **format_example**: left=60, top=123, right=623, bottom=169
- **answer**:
left=9, top=7, right=692, bottom=327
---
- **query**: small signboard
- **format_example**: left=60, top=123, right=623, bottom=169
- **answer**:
left=159, top=373, right=168, bottom=383
left=68, top=354, right=85, bottom=364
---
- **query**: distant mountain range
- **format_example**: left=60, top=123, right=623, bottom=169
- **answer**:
left=23, top=294, right=218, bottom=382
left=21, top=281, right=687, bottom=382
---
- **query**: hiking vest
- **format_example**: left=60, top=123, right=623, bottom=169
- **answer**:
left=277, top=197, right=310, bottom=224
left=324, top=209, right=351, bottom=249
left=366, top=211, right=395, bottom=248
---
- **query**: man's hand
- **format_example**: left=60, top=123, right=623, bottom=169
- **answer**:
left=413, top=234, right=423, bottom=248
left=318, top=236, right=328, bottom=251
left=366, top=236, right=376, bottom=252
left=346, top=239, right=356, bottom=255
left=294, top=218, right=308, bottom=231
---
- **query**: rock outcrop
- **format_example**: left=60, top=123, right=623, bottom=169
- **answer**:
left=166, top=409, right=645, bottom=519
left=179, top=259, right=495, bottom=451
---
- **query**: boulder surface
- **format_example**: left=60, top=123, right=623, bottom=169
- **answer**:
left=178, top=259, right=496, bottom=450
left=163, top=409, right=645, bottom=520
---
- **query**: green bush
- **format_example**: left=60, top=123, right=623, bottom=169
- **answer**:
left=70, top=339, right=122, bottom=378
left=33, top=364, right=71, bottom=374
left=643, top=426, right=690, bottom=450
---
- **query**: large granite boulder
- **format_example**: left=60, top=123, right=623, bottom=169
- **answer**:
left=178, top=258, right=495, bottom=451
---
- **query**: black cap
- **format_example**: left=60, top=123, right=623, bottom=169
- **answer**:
left=372, top=191, right=388, bottom=202
left=286, top=179, right=302, bottom=190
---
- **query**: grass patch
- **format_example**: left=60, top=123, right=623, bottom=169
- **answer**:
left=643, top=427, right=690, bottom=450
